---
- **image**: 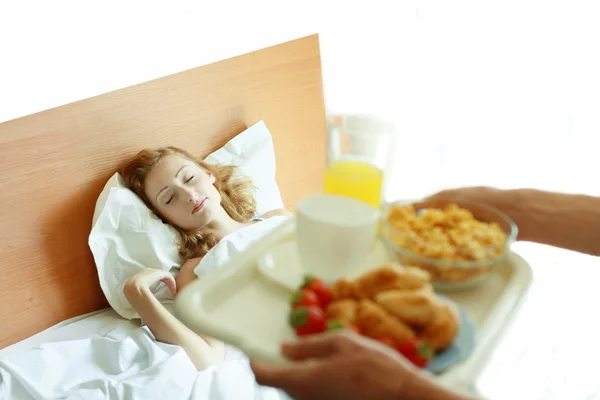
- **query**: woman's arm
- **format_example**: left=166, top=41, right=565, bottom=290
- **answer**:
left=176, top=257, right=202, bottom=292
left=124, top=269, right=224, bottom=371
left=261, top=208, right=293, bottom=218
left=428, top=187, right=600, bottom=256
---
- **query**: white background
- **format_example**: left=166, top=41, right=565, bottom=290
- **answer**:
left=2, top=1, right=599, bottom=200
left=2, top=1, right=600, bottom=398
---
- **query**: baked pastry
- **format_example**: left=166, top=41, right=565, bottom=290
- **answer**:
left=374, top=285, right=438, bottom=326
left=355, top=299, right=415, bottom=343
left=353, top=264, right=431, bottom=299
left=420, top=300, right=460, bottom=351
left=330, top=277, right=359, bottom=300
left=320, top=263, right=461, bottom=354
left=325, top=299, right=358, bottom=324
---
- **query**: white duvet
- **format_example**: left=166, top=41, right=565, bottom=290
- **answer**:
left=0, top=217, right=291, bottom=400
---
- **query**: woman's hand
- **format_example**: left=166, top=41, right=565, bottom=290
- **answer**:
left=122, top=268, right=226, bottom=370
left=250, top=331, right=474, bottom=400
left=124, top=268, right=177, bottom=300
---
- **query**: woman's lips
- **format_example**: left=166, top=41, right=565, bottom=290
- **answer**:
left=192, top=197, right=207, bottom=214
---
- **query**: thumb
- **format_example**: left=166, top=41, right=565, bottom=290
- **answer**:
left=413, top=189, right=457, bottom=209
left=282, top=331, right=345, bottom=360
left=250, top=359, right=318, bottom=390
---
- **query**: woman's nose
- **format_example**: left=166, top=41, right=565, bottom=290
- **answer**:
left=184, top=188, right=197, bottom=202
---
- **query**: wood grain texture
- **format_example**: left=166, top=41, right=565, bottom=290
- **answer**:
left=0, top=34, right=327, bottom=348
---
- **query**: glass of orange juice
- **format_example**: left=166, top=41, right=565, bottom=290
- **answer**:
left=325, top=114, right=396, bottom=209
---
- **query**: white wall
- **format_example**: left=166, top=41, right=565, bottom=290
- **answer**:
left=2, top=0, right=599, bottom=199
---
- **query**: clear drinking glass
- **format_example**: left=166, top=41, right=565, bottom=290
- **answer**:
left=325, top=113, right=396, bottom=209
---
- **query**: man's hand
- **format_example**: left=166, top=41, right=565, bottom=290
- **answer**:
left=422, top=186, right=600, bottom=256
left=420, top=186, right=506, bottom=210
left=251, top=331, right=472, bottom=400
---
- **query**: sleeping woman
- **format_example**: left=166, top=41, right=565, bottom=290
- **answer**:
left=121, top=146, right=291, bottom=371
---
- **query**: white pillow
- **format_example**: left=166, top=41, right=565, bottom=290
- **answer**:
left=204, top=120, right=284, bottom=217
left=88, top=120, right=284, bottom=319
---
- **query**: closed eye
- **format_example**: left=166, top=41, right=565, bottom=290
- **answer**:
left=185, top=176, right=194, bottom=183
left=166, top=194, right=175, bottom=205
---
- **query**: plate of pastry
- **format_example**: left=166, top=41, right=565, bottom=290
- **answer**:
left=288, top=265, right=476, bottom=373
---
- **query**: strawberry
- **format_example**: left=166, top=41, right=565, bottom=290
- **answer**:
left=326, top=320, right=361, bottom=335
left=327, top=320, right=345, bottom=331
left=352, top=325, right=363, bottom=335
left=290, top=288, right=321, bottom=309
left=289, top=306, right=327, bottom=336
left=301, top=275, right=332, bottom=308
left=396, top=338, right=434, bottom=368
left=374, top=337, right=397, bottom=348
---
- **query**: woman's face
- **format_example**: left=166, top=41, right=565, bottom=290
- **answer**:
left=144, top=154, right=221, bottom=231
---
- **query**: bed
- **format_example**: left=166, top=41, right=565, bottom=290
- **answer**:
left=0, top=34, right=326, bottom=399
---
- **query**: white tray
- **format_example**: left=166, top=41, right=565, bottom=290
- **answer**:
left=174, top=217, right=532, bottom=388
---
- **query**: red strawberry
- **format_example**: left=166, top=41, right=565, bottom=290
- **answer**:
left=289, top=306, right=327, bottom=336
left=301, top=275, right=332, bottom=308
left=290, top=288, right=320, bottom=309
left=326, top=320, right=361, bottom=335
left=327, top=320, right=345, bottom=331
left=396, top=338, right=434, bottom=368
left=374, top=337, right=397, bottom=348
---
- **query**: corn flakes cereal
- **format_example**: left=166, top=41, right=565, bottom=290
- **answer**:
left=384, top=203, right=508, bottom=284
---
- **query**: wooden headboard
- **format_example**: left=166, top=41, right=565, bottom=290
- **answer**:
left=0, top=34, right=326, bottom=348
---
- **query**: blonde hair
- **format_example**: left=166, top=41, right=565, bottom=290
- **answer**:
left=122, top=146, right=256, bottom=260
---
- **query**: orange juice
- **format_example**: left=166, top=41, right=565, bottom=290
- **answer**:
left=323, top=159, right=383, bottom=209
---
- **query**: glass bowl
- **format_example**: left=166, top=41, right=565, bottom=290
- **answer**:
left=380, top=199, right=518, bottom=290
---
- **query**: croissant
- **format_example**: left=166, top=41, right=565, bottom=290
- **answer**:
left=353, top=264, right=431, bottom=299
left=326, top=299, right=358, bottom=324
left=324, top=263, right=461, bottom=354
left=355, top=299, right=415, bottom=344
left=374, top=285, right=438, bottom=326
left=330, top=277, right=360, bottom=301
left=420, top=300, right=460, bottom=351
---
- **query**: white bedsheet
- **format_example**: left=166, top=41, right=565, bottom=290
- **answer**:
left=1, top=218, right=295, bottom=400
left=0, top=309, right=283, bottom=400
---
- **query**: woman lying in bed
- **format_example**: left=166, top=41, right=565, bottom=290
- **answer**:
left=122, top=146, right=291, bottom=371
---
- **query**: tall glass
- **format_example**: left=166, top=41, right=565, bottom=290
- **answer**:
left=325, top=114, right=396, bottom=209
